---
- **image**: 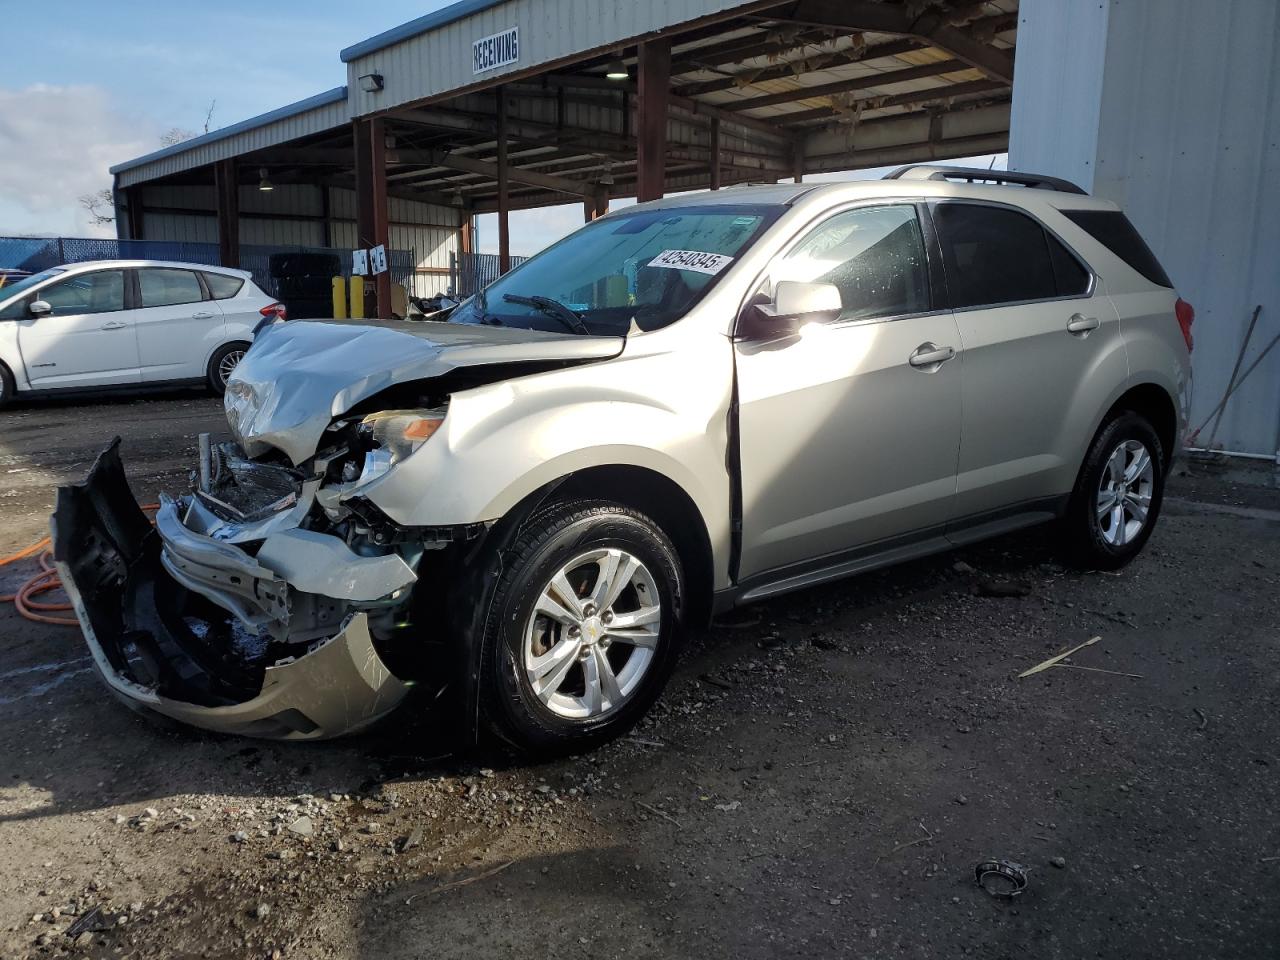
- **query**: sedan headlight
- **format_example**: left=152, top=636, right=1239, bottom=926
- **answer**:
left=353, top=408, right=445, bottom=487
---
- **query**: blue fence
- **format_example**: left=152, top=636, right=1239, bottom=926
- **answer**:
left=0, top=236, right=415, bottom=301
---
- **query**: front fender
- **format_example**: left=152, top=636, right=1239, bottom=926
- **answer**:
left=361, top=337, right=735, bottom=582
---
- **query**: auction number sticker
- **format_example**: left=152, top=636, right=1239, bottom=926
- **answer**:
left=648, top=250, right=735, bottom=275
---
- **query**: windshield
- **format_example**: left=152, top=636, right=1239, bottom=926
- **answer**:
left=0, top=267, right=65, bottom=309
left=451, top=204, right=783, bottom=335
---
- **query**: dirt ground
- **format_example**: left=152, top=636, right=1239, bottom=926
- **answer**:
left=2, top=392, right=1279, bottom=960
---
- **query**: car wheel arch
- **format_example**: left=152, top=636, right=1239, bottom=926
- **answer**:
left=1099, top=382, right=1179, bottom=468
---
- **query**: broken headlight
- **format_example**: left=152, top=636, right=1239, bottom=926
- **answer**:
left=351, top=408, right=446, bottom=487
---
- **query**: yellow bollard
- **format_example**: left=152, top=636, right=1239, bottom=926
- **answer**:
left=331, top=276, right=348, bottom=319
left=349, top=275, right=365, bottom=319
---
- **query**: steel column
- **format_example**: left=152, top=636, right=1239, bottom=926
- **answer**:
left=496, top=87, right=511, bottom=273
left=636, top=39, right=671, bottom=202
left=370, top=117, right=392, bottom=319
left=213, top=160, right=239, bottom=268
left=709, top=117, right=722, bottom=190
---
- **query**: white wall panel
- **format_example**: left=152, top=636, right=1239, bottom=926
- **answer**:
left=1011, top=0, right=1280, bottom=457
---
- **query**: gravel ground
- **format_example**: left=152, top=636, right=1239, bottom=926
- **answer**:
left=2, top=394, right=1278, bottom=960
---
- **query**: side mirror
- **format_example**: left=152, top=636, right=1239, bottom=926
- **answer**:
left=738, top=281, right=842, bottom=339
left=28, top=300, right=52, bottom=318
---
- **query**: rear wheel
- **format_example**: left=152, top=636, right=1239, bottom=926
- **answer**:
left=478, top=500, right=685, bottom=756
left=1062, top=411, right=1166, bottom=569
left=207, top=341, right=250, bottom=395
left=0, top=361, right=14, bottom=409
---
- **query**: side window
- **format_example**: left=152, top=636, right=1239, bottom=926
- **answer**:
left=202, top=272, right=245, bottom=300
left=933, top=203, right=1059, bottom=308
left=40, top=270, right=126, bottom=315
left=138, top=269, right=204, bottom=308
left=774, top=205, right=931, bottom=321
left=1046, top=232, right=1091, bottom=297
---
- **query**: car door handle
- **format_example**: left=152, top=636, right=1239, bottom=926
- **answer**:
left=908, top=342, right=956, bottom=369
left=191, top=311, right=216, bottom=320
left=1066, top=313, right=1100, bottom=335
left=100, top=320, right=129, bottom=330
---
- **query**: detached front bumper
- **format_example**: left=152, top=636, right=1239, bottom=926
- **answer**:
left=51, top=441, right=411, bottom=740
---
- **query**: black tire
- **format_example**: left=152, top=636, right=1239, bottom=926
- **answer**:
left=1062, top=410, right=1166, bottom=570
left=206, top=341, right=251, bottom=395
left=0, top=361, right=14, bottom=409
left=477, top=499, right=685, bottom=756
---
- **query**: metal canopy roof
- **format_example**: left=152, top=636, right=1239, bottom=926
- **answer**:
left=114, top=0, right=1018, bottom=207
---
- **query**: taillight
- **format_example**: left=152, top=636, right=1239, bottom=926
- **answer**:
left=259, top=302, right=287, bottom=321
left=1175, top=298, right=1194, bottom=352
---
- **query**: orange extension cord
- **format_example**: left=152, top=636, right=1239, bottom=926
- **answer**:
left=1, top=504, right=159, bottom=627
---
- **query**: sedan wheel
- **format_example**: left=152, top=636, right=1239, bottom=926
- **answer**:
left=217, top=348, right=246, bottom=388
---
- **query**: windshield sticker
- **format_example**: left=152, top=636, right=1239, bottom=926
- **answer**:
left=648, top=250, right=735, bottom=276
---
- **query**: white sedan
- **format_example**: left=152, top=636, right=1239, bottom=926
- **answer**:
left=0, top=259, right=284, bottom=406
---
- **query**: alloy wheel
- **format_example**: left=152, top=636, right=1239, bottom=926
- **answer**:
left=217, top=349, right=246, bottom=388
left=522, top=547, right=662, bottom=719
left=1096, top=439, right=1155, bottom=547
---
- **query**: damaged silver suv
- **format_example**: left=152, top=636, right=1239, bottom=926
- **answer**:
left=54, top=166, right=1193, bottom=754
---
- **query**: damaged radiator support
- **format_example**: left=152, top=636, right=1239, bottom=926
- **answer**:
left=195, top=433, right=306, bottom=523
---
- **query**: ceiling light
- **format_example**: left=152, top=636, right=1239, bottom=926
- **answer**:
left=258, top=168, right=273, bottom=192
left=359, top=73, right=385, bottom=93
left=605, top=59, right=628, bottom=81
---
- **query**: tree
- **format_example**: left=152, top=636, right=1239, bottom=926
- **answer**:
left=79, top=188, right=115, bottom=226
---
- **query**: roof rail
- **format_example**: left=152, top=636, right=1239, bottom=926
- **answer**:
left=883, top=165, right=1087, bottom=196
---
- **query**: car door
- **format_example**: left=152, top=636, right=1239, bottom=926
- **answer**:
left=734, top=202, right=963, bottom=583
left=16, top=268, right=139, bottom=388
left=930, top=201, right=1128, bottom=527
left=132, top=267, right=224, bottom=382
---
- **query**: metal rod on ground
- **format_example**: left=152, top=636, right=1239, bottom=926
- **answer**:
left=1187, top=324, right=1280, bottom=446
left=1193, top=304, right=1262, bottom=449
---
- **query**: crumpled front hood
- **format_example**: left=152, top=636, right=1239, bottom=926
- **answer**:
left=225, top=319, right=624, bottom=464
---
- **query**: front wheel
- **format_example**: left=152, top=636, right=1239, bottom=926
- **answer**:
left=478, top=500, right=685, bottom=756
left=1062, top=411, right=1166, bottom=569
left=206, top=341, right=250, bottom=395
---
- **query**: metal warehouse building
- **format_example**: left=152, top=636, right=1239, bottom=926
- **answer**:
left=110, top=0, right=1280, bottom=458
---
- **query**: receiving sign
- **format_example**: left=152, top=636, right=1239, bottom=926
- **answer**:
left=369, top=244, right=388, bottom=275
left=648, top=250, right=735, bottom=276
left=352, top=249, right=369, bottom=276
left=473, top=27, right=519, bottom=74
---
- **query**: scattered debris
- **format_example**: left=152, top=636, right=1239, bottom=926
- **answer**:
left=635, top=800, right=683, bottom=829
left=1049, top=856, right=1067, bottom=869
left=1053, top=663, right=1144, bottom=679
left=974, top=578, right=1032, bottom=598
left=404, top=860, right=515, bottom=904
left=1018, top=636, right=1100, bottom=678
left=952, top=560, right=977, bottom=575
left=400, top=824, right=424, bottom=853
left=253, top=902, right=271, bottom=920
left=624, top=736, right=666, bottom=748
left=287, top=816, right=314, bottom=837
left=698, top=673, right=734, bottom=690
left=975, top=859, right=1029, bottom=898
left=874, top=822, right=934, bottom=867
left=1194, top=708, right=1208, bottom=730
left=64, top=907, right=109, bottom=940
left=714, top=800, right=741, bottom=812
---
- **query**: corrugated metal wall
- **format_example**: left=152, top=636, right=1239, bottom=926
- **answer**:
left=139, top=184, right=461, bottom=298
left=344, top=0, right=772, bottom=116
left=1011, top=0, right=1280, bottom=456
left=115, top=90, right=351, bottom=189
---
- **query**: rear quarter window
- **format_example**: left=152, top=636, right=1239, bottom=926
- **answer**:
left=1061, top=210, right=1173, bottom=288
left=203, top=272, right=246, bottom=300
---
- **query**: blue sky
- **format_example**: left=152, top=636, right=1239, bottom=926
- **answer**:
left=0, top=1, right=1002, bottom=255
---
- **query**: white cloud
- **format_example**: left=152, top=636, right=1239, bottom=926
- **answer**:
left=0, top=84, right=154, bottom=238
